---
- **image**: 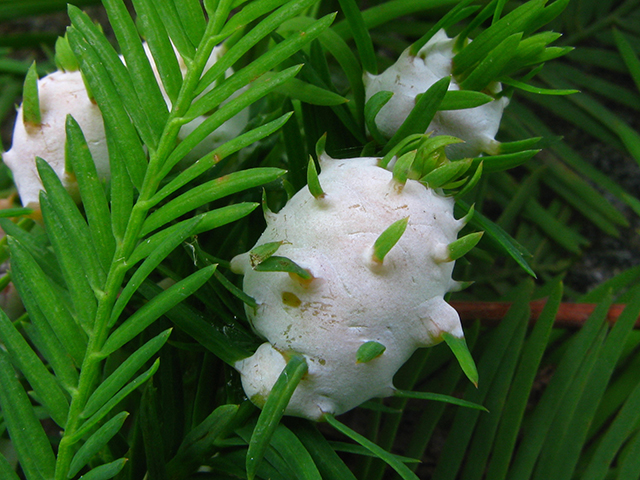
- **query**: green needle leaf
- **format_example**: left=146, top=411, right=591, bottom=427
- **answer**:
left=246, top=353, right=308, bottom=480
left=356, top=341, right=386, bottom=363
left=73, top=458, right=126, bottom=480
left=394, top=389, right=487, bottom=411
left=255, top=255, right=313, bottom=281
left=54, top=34, right=79, bottom=72
left=448, top=231, right=484, bottom=261
left=392, top=151, right=416, bottom=185
left=84, top=329, right=172, bottom=417
left=337, top=0, right=377, bottom=74
left=307, top=157, right=325, bottom=199
left=364, top=90, right=394, bottom=145
left=324, top=414, right=420, bottom=480
left=249, top=241, right=283, bottom=268
left=143, top=168, right=286, bottom=235
left=0, top=349, right=56, bottom=480
left=442, top=332, right=479, bottom=387
left=0, top=310, right=69, bottom=428
left=68, top=412, right=129, bottom=478
left=22, top=61, right=40, bottom=126
left=372, top=217, right=409, bottom=264
left=101, top=265, right=216, bottom=356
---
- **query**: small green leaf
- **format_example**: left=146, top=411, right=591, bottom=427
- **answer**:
left=324, top=414, right=420, bottom=480
left=448, top=231, right=484, bottom=262
left=394, top=389, right=487, bottom=411
left=307, top=157, right=325, bottom=199
left=22, top=62, right=40, bottom=126
left=364, top=90, right=394, bottom=145
left=101, top=0, right=169, bottom=136
left=372, top=217, right=409, bottom=264
left=153, top=112, right=292, bottom=207
left=113, top=218, right=202, bottom=327
left=420, top=158, right=472, bottom=189
left=315, top=133, right=327, bottom=160
left=457, top=200, right=535, bottom=277
left=392, top=151, right=416, bottom=185
left=75, top=458, right=126, bottom=480
left=132, top=0, right=182, bottom=103
left=501, top=77, right=578, bottom=95
left=65, top=115, right=114, bottom=273
left=453, top=0, right=546, bottom=76
left=409, top=0, right=478, bottom=55
left=460, top=33, right=522, bottom=91
left=101, top=266, right=216, bottom=356
left=439, top=89, right=493, bottom=110
left=84, top=329, right=172, bottom=418
left=337, top=0, right=376, bottom=74
left=255, top=256, right=313, bottom=281
left=356, top=341, right=386, bottom=363
left=8, top=235, right=88, bottom=366
left=456, top=161, right=483, bottom=198
left=0, top=300, right=69, bottom=428
left=442, top=332, right=479, bottom=387
left=0, top=349, right=56, bottom=480
left=129, top=203, right=258, bottom=266
left=143, top=168, right=286, bottom=235
left=167, top=404, right=239, bottom=478
left=246, top=353, right=308, bottom=480
left=250, top=241, right=283, bottom=268
left=40, top=195, right=98, bottom=332
left=54, top=34, right=79, bottom=72
left=68, top=412, right=129, bottom=478
left=71, top=360, right=161, bottom=444
left=276, top=77, right=349, bottom=106
left=37, top=157, right=107, bottom=290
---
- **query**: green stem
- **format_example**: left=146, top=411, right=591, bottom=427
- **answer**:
left=53, top=17, right=223, bottom=480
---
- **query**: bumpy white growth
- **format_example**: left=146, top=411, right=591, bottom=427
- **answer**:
left=232, top=155, right=466, bottom=420
left=3, top=70, right=107, bottom=208
left=364, top=29, right=509, bottom=159
left=4, top=43, right=248, bottom=208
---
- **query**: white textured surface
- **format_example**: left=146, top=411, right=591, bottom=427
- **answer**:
left=3, top=70, right=106, bottom=208
left=232, top=156, right=465, bottom=420
left=364, top=29, right=509, bottom=159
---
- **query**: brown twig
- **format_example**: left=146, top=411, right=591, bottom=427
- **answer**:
left=451, top=301, right=639, bottom=329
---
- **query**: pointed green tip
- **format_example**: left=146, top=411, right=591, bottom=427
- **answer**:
left=442, top=332, right=478, bottom=387
left=307, top=157, right=325, bottom=199
left=392, top=150, right=416, bottom=185
left=315, top=133, right=327, bottom=160
left=356, top=341, right=386, bottom=363
left=448, top=231, right=483, bottom=262
left=372, top=217, right=409, bottom=264
left=54, top=34, right=79, bottom=72
left=22, top=62, right=41, bottom=126
left=249, top=241, right=283, bottom=268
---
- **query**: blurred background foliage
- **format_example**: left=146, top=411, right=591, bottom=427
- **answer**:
left=0, top=0, right=639, bottom=479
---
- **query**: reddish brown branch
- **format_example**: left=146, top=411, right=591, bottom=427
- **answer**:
left=451, top=301, right=639, bottom=329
